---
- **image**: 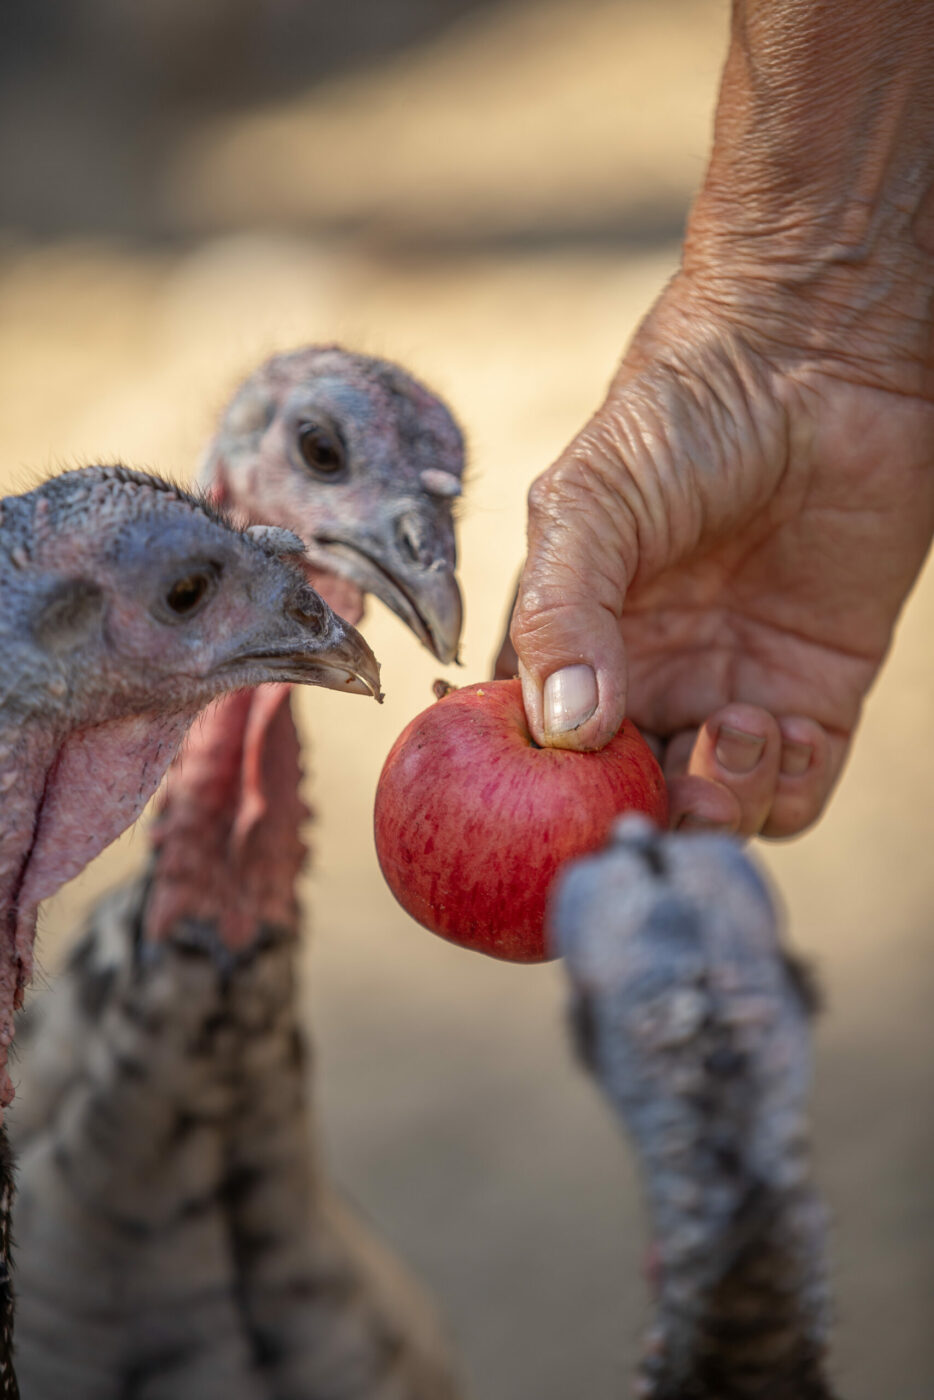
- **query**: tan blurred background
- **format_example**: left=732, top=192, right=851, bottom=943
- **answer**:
left=1, top=2, right=932, bottom=1395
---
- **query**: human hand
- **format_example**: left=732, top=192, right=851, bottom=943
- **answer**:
left=499, top=265, right=934, bottom=837
left=498, top=0, right=934, bottom=839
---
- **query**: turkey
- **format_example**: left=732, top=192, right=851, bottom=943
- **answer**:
left=202, top=345, right=463, bottom=665
left=10, top=350, right=466, bottom=1400
left=0, top=463, right=381, bottom=1398
left=553, top=816, right=838, bottom=1400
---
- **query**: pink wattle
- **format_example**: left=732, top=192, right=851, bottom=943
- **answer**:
left=144, top=685, right=309, bottom=951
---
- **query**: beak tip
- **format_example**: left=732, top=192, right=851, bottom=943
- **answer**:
left=428, top=635, right=462, bottom=667
left=357, top=669, right=383, bottom=702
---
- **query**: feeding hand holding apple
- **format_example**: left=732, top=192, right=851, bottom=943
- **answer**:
left=373, top=680, right=668, bottom=962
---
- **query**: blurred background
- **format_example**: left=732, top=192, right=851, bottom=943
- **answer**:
left=1, top=1, right=932, bottom=1395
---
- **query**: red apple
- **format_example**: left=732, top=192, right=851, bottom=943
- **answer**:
left=373, top=679, right=668, bottom=963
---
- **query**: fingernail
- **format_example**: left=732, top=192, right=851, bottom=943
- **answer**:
left=543, top=665, right=597, bottom=737
left=676, top=813, right=727, bottom=832
left=715, top=724, right=765, bottom=775
left=781, top=740, right=812, bottom=777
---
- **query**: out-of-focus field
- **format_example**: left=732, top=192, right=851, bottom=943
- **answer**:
left=1, top=2, right=932, bottom=1397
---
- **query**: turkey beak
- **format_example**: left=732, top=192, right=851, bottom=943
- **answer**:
left=314, top=507, right=464, bottom=665
left=240, top=598, right=383, bottom=700
left=296, top=617, right=383, bottom=699
left=384, top=556, right=463, bottom=666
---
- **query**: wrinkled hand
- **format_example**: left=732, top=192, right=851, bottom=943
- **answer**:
left=497, top=268, right=934, bottom=837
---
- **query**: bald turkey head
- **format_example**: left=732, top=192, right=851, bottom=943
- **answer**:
left=202, top=346, right=465, bottom=664
left=0, top=464, right=381, bottom=1106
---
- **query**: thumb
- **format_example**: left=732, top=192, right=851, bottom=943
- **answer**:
left=511, top=421, right=638, bottom=751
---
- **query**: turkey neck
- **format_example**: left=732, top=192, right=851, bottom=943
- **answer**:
left=143, top=684, right=309, bottom=953
left=642, top=1173, right=835, bottom=1399
left=556, top=828, right=838, bottom=1400
left=0, top=709, right=194, bottom=1112
left=0, top=723, right=61, bottom=1095
left=624, top=960, right=836, bottom=1400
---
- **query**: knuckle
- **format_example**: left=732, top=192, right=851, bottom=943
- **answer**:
left=526, top=433, right=618, bottom=523
left=525, top=470, right=556, bottom=520
left=511, top=589, right=554, bottom=640
left=526, top=461, right=590, bottom=523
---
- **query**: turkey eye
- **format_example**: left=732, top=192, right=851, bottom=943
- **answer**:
left=165, top=572, right=211, bottom=616
left=297, top=421, right=345, bottom=475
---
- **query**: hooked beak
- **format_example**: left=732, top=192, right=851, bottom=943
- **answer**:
left=236, top=616, right=383, bottom=700
left=312, top=537, right=463, bottom=665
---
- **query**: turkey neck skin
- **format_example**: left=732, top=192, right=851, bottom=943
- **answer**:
left=0, top=725, right=60, bottom=1058
left=0, top=709, right=194, bottom=1111
left=143, top=683, right=308, bottom=953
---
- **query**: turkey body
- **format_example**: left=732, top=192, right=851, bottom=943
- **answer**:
left=10, top=349, right=466, bottom=1400
left=12, top=690, right=460, bottom=1400
left=554, top=818, right=839, bottom=1400
left=0, top=465, right=382, bottom=1399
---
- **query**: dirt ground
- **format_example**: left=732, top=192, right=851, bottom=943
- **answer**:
left=1, top=2, right=932, bottom=1396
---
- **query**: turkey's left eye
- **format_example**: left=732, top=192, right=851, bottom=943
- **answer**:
left=165, top=572, right=211, bottom=616
left=298, top=422, right=345, bottom=475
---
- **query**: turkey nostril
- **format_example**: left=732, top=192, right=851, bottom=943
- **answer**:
left=288, top=586, right=326, bottom=630
left=396, top=515, right=429, bottom=568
